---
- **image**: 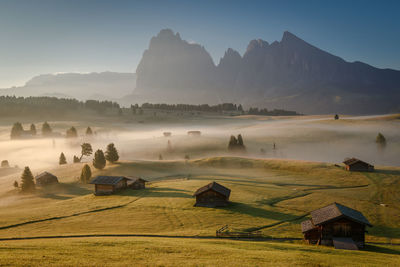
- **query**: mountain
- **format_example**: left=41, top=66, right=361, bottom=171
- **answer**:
left=0, top=72, right=136, bottom=101
left=133, top=29, right=400, bottom=114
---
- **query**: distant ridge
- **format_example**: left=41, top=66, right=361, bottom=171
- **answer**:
left=132, top=29, right=400, bottom=114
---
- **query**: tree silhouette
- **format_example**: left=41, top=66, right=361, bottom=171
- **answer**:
left=93, top=149, right=106, bottom=170
left=1, top=160, right=9, bottom=168
left=42, top=122, right=52, bottom=136
left=20, top=166, right=35, bottom=192
left=376, top=133, right=386, bottom=146
left=13, top=180, right=18, bottom=188
left=105, top=143, right=119, bottom=163
left=334, top=114, right=339, bottom=120
left=80, top=164, right=92, bottom=183
left=73, top=155, right=81, bottom=163
left=86, top=127, right=93, bottom=136
left=30, top=124, right=37, bottom=135
left=59, top=152, right=67, bottom=165
left=10, top=122, right=24, bottom=139
left=66, top=127, right=78, bottom=138
left=80, top=143, right=93, bottom=160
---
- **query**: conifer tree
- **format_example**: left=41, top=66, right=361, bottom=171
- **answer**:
left=66, top=126, right=78, bottom=138
left=20, top=166, right=35, bottom=192
left=105, top=143, right=119, bottom=163
left=334, top=114, right=339, bottom=120
left=80, top=164, right=92, bottom=183
left=13, top=180, right=18, bottom=188
left=86, top=127, right=93, bottom=136
left=93, top=149, right=106, bottom=170
left=159, top=154, right=163, bottom=160
left=73, top=155, right=81, bottom=163
left=42, top=122, right=52, bottom=136
left=10, top=122, right=24, bottom=139
left=376, top=133, right=386, bottom=146
left=30, top=124, right=37, bottom=135
left=59, top=152, right=67, bottom=165
left=237, top=134, right=244, bottom=146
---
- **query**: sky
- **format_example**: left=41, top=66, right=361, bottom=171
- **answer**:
left=0, top=0, right=399, bottom=88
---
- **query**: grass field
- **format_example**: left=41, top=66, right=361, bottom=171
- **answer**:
left=0, top=114, right=400, bottom=266
left=0, top=156, right=400, bottom=266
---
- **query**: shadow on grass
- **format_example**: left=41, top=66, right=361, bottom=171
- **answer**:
left=365, top=244, right=400, bottom=255
left=375, top=169, right=400, bottom=176
left=369, top=225, right=400, bottom=239
left=37, top=183, right=92, bottom=200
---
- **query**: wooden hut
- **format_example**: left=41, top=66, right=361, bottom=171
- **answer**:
left=89, top=176, right=130, bottom=195
left=187, top=131, right=201, bottom=136
left=301, top=202, right=372, bottom=249
left=343, top=158, right=374, bottom=172
left=163, top=132, right=172, bottom=137
left=193, top=182, right=231, bottom=207
left=128, top=177, right=148, bottom=189
left=35, top=172, right=59, bottom=186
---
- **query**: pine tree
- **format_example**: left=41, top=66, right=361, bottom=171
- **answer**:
left=237, top=134, right=244, bottom=146
left=20, top=166, right=35, bottom=192
left=66, top=127, right=78, bottom=138
left=159, top=154, right=163, bottom=160
left=42, top=122, right=52, bottom=136
left=80, top=164, right=92, bottom=183
left=228, top=135, right=238, bottom=150
left=30, top=124, right=37, bottom=135
left=59, top=152, right=67, bottom=165
left=86, top=127, right=93, bottom=136
left=334, top=114, right=339, bottom=120
left=73, top=155, right=81, bottom=163
left=93, top=149, right=106, bottom=170
left=13, top=180, right=18, bottom=188
left=105, top=143, right=119, bottom=163
left=376, top=133, right=386, bottom=146
left=80, top=143, right=93, bottom=160
left=10, top=122, right=24, bottom=139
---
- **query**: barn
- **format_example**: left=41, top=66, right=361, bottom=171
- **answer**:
left=128, top=177, right=148, bottom=189
left=301, top=202, right=372, bottom=249
left=343, top=158, right=374, bottom=172
left=193, top=182, right=231, bottom=207
left=35, top=172, right=59, bottom=186
left=90, top=176, right=130, bottom=195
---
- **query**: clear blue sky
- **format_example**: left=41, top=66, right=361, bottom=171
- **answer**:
left=1, top=0, right=399, bottom=87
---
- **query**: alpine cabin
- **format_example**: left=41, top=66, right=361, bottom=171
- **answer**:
left=193, top=182, right=231, bottom=207
left=35, top=172, right=59, bottom=186
left=128, top=177, right=148, bottom=189
left=90, top=176, right=130, bottom=195
left=301, top=202, right=372, bottom=249
left=343, top=158, right=374, bottom=172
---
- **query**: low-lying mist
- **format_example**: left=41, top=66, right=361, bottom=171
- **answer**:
left=0, top=116, right=399, bottom=175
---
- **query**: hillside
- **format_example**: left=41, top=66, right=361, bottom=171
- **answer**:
left=132, top=29, right=400, bottom=114
left=0, top=157, right=400, bottom=265
left=0, top=72, right=136, bottom=101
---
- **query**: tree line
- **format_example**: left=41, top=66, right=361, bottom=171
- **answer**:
left=0, top=96, right=120, bottom=117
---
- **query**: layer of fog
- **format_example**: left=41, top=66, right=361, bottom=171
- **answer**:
left=0, top=116, right=399, bottom=176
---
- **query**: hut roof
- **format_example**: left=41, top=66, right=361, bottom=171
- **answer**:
left=193, top=182, right=231, bottom=198
left=35, top=171, right=57, bottom=180
left=310, top=202, right=372, bottom=227
left=90, top=176, right=130, bottom=185
left=127, top=177, right=148, bottom=184
left=301, top=219, right=317, bottom=233
left=343, top=158, right=373, bottom=167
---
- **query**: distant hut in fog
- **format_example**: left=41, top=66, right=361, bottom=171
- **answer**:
left=193, top=182, right=231, bottom=207
left=35, top=172, right=59, bottom=186
left=128, top=177, right=148, bottom=189
left=163, top=132, right=172, bottom=137
left=188, top=131, right=201, bottom=136
left=343, top=158, right=374, bottom=172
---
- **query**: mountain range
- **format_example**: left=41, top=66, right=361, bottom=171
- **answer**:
left=1, top=29, right=399, bottom=114
left=0, top=72, right=136, bottom=101
left=133, top=29, right=400, bottom=114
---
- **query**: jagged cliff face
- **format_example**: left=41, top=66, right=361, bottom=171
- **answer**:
left=134, top=29, right=400, bottom=114
left=136, top=29, right=216, bottom=93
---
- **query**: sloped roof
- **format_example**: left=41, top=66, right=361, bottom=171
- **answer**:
left=310, top=202, right=372, bottom=227
left=35, top=171, right=57, bottom=180
left=343, top=158, right=373, bottom=167
left=301, top=219, right=317, bottom=233
left=90, top=176, right=130, bottom=185
left=193, top=182, right=231, bottom=198
left=127, top=177, right=148, bottom=184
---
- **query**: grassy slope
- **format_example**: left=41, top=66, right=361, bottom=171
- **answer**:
left=0, top=157, right=399, bottom=265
